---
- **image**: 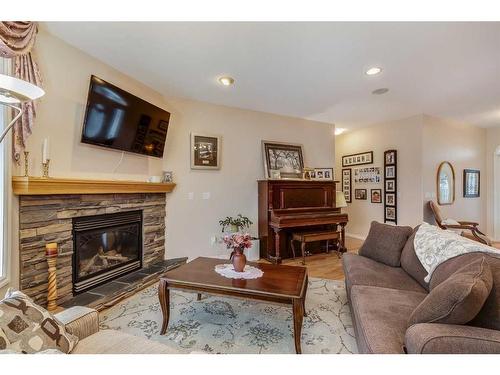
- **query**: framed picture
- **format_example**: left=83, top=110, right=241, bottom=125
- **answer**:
left=190, top=133, right=221, bottom=169
left=385, top=193, right=396, bottom=206
left=354, top=166, right=381, bottom=183
left=385, top=179, right=395, bottom=192
left=312, top=167, right=334, bottom=181
left=355, top=189, right=367, bottom=200
left=162, top=171, right=173, bottom=182
left=385, top=207, right=396, bottom=221
left=384, top=149, right=398, bottom=223
left=371, top=189, right=382, bottom=203
left=385, top=165, right=395, bottom=179
left=385, top=150, right=397, bottom=165
left=342, top=168, right=352, bottom=203
left=463, top=169, right=480, bottom=198
left=262, top=141, right=304, bottom=179
left=342, top=151, right=374, bottom=167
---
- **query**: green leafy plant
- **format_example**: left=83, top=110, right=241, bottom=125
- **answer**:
left=219, top=214, right=253, bottom=233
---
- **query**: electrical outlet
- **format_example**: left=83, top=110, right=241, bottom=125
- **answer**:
left=187, top=192, right=194, bottom=200
left=210, top=235, right=217, bottom=246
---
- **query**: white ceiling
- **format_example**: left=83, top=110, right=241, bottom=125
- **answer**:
left=44, top=22, right=500, bottom=130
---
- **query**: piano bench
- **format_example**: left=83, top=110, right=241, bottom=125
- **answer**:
left=291, top=230, right=341, bottom=265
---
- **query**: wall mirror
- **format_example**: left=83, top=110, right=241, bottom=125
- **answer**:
left=437, top=161, right=455, bottom=205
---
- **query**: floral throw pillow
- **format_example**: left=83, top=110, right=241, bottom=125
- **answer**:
left=0, top=289, right=78, bottom=353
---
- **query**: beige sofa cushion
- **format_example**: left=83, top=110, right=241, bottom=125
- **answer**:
left=72, top=330, right=178, bottom=354
left=400, top=226, right=429, bottom=290
left=0, top=289, right=78, bottom=353
left=358, top=221, right=413, bottom=267
left=350, top=285, right=427, bottom=353
left=408, top=257, right=493, bottom=327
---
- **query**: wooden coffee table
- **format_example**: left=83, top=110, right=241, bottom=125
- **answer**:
left=158, top=257, right=308, bottom=353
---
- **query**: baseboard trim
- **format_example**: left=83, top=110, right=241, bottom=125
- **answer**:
left=346, top=233, right=366, bottom=241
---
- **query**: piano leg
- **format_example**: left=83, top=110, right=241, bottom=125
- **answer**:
left=339, top=222, right=347, bottom=254
left=270, top=228, right=283, bottom=264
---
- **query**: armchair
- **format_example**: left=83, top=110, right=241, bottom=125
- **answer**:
left=428, top=201, right=491, bottom=245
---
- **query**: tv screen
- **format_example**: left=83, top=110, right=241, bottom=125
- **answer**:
left=81, top=75, right=170, bottom=158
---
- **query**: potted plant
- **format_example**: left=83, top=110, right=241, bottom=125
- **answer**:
left=219, top=214, right=253, bottom=233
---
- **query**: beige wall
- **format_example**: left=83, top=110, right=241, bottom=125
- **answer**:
left=335, top=115, right=488, bottom=240
left=335, top=115, right=424, bottom=238
left=422, top=115, right=486, bottom=228
left=486, top=127, right=500, bottom=240
left=3, top=30, right=334, bottom=293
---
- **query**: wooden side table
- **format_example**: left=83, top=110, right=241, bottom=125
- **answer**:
left=291, top=230, right=342, bottom=265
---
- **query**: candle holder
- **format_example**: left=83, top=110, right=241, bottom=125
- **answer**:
left=23, top=151, right=29, bottom=177
left=45, top=242, right=58, bottom=312
left=42, top=159, right=50, bottom=178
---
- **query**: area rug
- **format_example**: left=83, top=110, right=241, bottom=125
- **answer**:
left=99, top=278, right=357, bottom=354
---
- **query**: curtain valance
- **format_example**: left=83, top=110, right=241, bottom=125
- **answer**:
left=0, top=21, right=42, bottom=162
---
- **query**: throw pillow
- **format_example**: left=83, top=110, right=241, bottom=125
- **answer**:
left=408, top=257, right=493, bottom=326
left=358, top=221, right=413, bottom=267
left=0, top=289, right=78, bottom=353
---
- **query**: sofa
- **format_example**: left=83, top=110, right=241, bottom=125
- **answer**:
left=54, top=306, right=178, bottom=354
left=342, top=222, right=500, bottom=354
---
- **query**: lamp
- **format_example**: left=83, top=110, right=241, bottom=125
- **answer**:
left=0, top=73, right=45, bottom=143
left=335, top=191, right=348, bottom=210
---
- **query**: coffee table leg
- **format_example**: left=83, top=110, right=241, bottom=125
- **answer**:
left=158, top=278, right=170, bottom=335
left=303, top=275, right=308, bottom=317
left=292, top=298, right=304, bottom=354
left=197, top=293, right=202, bottom=301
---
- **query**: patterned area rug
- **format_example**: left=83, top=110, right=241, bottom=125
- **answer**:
left=100, top=278, right=357, bottom=354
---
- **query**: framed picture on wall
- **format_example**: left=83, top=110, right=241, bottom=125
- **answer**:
left=190, top=133, right=221, bottom=169
left=371, top=189, right=382, bottom=203
left=342, top=151, right=374, bottom=167
left=355, top=189, right=367, bottom=200
left=384, top=149, right=398, bottom=224
left=385, top=207, right=396, bottom=221
left=342, top=168, right=352, bottom=203
left=463, top=169, right=480, bottom=198
left=385, top=179, right=396, bottom=192
left=385, top=193, right=396, bottom=206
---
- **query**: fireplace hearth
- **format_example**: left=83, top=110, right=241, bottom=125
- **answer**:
left=73, top=210, right=143, bottom=294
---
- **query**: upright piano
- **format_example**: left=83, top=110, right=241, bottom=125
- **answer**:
left=258, top=179, right=348, bottom=264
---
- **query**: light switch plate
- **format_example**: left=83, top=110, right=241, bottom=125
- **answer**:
left=202, top=192, right=211, bottom=200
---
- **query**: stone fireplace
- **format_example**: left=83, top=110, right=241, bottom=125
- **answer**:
left=18, top=191, right=168, bottom=307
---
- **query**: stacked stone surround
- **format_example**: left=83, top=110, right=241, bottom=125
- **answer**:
left=19, top=193, right=166, bottom=307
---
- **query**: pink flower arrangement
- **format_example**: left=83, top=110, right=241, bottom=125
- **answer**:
left=223, top=233, right=253, bottom=252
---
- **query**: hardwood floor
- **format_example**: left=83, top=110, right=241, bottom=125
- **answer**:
left=259, top=236, right=364, bottom=280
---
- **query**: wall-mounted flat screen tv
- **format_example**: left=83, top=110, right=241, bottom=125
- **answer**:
left=81, top=75, right=170, bottom=158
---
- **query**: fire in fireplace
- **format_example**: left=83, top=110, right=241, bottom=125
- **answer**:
left=72, top=210, right=143, bottom=294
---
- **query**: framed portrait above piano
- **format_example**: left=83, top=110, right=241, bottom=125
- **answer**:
left=262, top=141, right=304, bottom=179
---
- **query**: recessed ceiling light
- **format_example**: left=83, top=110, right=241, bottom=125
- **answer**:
left=372, top=88, right=389, bottom=95
left=365, top=67, right=382, bottom=76
left=335, top=128, right=346, bottom=136
left=218, top=76, right=235, bottom=86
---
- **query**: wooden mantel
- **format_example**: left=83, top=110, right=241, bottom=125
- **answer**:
left=12, top=176, right=176, bottom=195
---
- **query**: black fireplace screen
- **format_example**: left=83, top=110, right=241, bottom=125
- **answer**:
left=72, top=211, right=142, bottom=293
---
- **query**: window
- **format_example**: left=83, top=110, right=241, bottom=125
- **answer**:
left=0, top=57, right=9, bottom=283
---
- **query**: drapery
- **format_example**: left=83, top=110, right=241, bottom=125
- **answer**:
left=0, top=21, right=42, bottom=162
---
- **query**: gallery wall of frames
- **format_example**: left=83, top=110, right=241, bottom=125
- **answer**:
left=341, top=149, right=398, bottom=224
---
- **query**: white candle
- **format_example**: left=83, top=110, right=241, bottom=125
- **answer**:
left=42, top=138, right=49, bottom=163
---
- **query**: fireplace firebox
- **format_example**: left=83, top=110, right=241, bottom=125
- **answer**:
left=72, top=210, right=143, bottom=294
